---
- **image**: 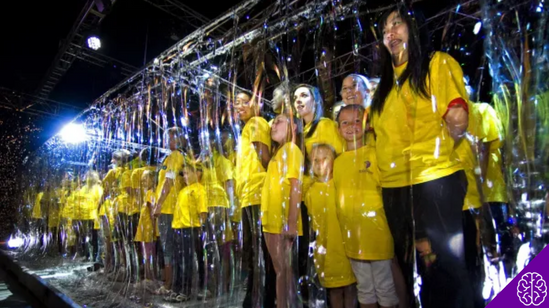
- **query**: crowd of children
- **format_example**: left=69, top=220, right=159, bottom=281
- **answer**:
left=25, top=6, right=513, bottom=308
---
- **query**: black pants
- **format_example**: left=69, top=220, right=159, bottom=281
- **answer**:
left=490, top=202, right=517, bottom=277
left=382, top=171, right=475, bottom=308
left=173, top=228, right=205, bottom=296
left=32, top=219, right=46, bottom=249
left=49, top=227, right=63, bottom=254
left=206, top=207, right=234, bottom=295
left=74, top=220, right=98, bottom=261
left=489, top=202, right=508, bottom=231
left=299, top=202, right=311, bottom=303
left=91, top=228, right=99, bottom=261
left=114, top=213, right=139, bottom=241
left=462, top=210, right=485, bottom=308
left=114, top=213, right=141, bottom=276
left=121, top=213, right=140, bottom=240
left=242, top=204, right=276, bottom=308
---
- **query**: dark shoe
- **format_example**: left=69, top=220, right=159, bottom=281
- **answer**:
left=87, top=262, right=103, bottom=272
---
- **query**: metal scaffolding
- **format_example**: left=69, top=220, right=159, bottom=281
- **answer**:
left=34, top=0, right=225, bottom=106
left=0, top=87, right=82, bottom=119
left=33, top=0, right=139, bottom=103
left=67, top=43, right=138, bottom=76
left=142, top=0, right=210, bottom=29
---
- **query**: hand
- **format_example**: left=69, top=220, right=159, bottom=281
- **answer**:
left=153, top=204, right=162, bottom=218
left=282, top=225, right=297, bottom=240
left=445, top=105, right=469, bottom=143
left=486, top=246, right=500, bottom=265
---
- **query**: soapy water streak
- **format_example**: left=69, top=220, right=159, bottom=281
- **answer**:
left=481, top=0, right=548, bottom=259
left=8, top=0, right=549, bottom=307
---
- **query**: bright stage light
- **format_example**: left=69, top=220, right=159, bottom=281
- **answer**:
left=59, top=122, right=88, bottom=144
left=473, top=21, right=482, bottom=35
left=87, top=36, right=101, bottom=50
left=7, top=236, right=24, bottom=248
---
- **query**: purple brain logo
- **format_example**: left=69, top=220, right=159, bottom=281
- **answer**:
left=517, top=272, right=547, bottom=306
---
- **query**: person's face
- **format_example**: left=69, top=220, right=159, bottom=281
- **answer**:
left=165, top=132, right=185, bottom=151
left=141, top=174, right=153, bottom=190
left=182, top=167, right=199, bottom=185
left=167, top=134, right=177, bottom=150
left=234, top=93, right=254, bottom=121
left=271, top=115, right=291, bottom=144
left=341, top=76, right=368, bottom=106
left=338, top=109, right=365, bottom=142
left=383, top=11, right=410, bottom=58
left=221, top=131, right=234, bottom=149
left=111, top=156, right=121, bottom=167
left=293, top=87, right=315, bottom=119
left=311, top=147, right=334, bottom=179
left=85, top=173, right=98, bottom=186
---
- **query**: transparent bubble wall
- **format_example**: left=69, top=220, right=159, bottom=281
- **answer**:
left=10, top=0, right=548, bottom=307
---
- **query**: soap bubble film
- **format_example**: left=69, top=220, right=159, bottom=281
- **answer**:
left=6, top=0, right=548, bottom=307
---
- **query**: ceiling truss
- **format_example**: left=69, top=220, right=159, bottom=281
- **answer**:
left=0, top=87, right=82, bottom=119
left=141, top=0, right=210, bottom=29
left=34, top=0, right=139, bottom=103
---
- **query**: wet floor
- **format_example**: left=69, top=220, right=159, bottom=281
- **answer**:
left=0, top=273, right=32, bottom=308
left=12, top=254, right=245, bottom=308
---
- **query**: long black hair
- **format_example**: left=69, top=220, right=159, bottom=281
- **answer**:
left=371, top=5, right=433, bottom=115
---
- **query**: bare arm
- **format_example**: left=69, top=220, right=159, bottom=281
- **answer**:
left=445, top=106, right=469, bottom=143
left=225, top=179, right=236, bottom=216
left=133, top=188, right=141, bottom=206
left=145, top=201, right=154, bottom=221
left=478, top=140, right=491, bottom=181
left=99, top=182, right=110, bottom=210
left=284, top=178, right=302, bottom=237
left=154, top=178, right=174, bottom=217
left=253, top=142, right=271, bottom=170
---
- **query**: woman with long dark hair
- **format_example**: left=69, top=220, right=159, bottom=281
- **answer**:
left=370, top=6, right=473, bottom=308
left=293, top=84, right=345, bottom=158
